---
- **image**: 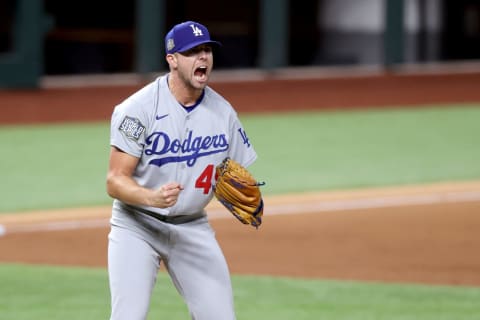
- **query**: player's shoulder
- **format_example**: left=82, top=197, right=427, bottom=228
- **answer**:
left=204, top=86, right=236, bottom=115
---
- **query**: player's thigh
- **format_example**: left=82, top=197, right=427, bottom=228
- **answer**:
left=167, top=221, right=235, bottom=320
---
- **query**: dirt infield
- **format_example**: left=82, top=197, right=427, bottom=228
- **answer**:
left=1, top=181, right=480, bottom=286
left=1, top=70, right=480, bottom=286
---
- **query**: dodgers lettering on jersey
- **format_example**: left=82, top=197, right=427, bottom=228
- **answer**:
left=145, top=130, right=229, bottom=167
left=110, top=74, right=257, bottom=216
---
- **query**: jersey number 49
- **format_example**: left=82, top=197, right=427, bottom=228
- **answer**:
left=195, top=164, right=218, bottom=194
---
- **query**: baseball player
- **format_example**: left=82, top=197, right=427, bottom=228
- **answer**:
left=106, top=21, right=257, bottom=320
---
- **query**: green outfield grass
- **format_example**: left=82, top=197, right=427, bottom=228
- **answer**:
left=245, top=104, right=480, bottom=194
left=1, top=264, right=480, bottom=320
left=1, top=104, right=479, bottom=212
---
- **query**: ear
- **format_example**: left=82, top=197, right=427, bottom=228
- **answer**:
left=166, top=54, right=178, bottom=68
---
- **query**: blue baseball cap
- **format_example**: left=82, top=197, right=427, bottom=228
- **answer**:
left=165, top=21, right=221, bottom=54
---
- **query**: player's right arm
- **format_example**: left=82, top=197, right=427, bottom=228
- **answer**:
left=106, top=146, right=183, bottom=208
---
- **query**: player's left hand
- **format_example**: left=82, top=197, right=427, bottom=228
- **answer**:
left=213, top=158, right=264, bottom=228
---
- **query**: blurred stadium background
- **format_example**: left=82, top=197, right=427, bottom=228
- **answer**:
left=1, top=0, right=480, bottom=88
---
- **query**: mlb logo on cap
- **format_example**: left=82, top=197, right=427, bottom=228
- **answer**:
left=165, top=21, right=221, bottom=54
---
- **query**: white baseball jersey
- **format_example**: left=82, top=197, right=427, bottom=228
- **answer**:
left=110, top=74, right=257, bottom=217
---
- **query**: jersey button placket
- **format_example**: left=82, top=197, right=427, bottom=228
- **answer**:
left=179, top=117, right=189, bottom=190
left=183, top=119, right=189, bottom=170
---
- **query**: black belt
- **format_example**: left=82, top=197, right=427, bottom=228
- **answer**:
left=123, top=204, right=205, bottom=225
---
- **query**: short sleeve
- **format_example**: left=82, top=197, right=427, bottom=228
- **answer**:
left=110, top=103, right=147, bottom=158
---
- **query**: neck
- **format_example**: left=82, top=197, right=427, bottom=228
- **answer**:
left=168, top=73, right=203, bottom=107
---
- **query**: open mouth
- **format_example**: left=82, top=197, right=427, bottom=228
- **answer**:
left=194, top=66, right=208, bottom=80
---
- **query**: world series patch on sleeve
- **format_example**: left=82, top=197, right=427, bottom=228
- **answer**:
left=119, top=116, right=145, bottom=140
left=213, top=157, right=265, bottom=228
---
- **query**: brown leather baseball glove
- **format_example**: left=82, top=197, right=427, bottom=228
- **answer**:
left=213, top=157, right=264, bottom=228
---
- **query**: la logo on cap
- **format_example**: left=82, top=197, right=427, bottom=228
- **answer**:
left=165, top=21, right=221, bottom=54
left=190, top=24, right=203, bottom=37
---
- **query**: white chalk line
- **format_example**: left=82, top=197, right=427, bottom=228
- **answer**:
left=1, top=190, right=480, bottom=236
left=261, top=190, right=480, bottom=216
